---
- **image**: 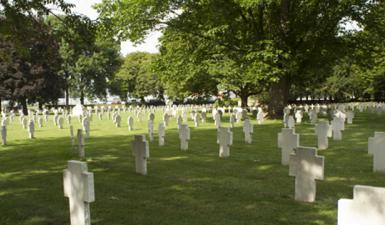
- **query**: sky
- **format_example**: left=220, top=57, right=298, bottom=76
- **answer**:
left=64, top=0, right=161, bottom=56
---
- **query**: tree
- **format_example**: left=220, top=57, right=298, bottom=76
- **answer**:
left=97, top=0, right=368, bottom=117
left=49, top=15, right=121, bottom=105
left=110, top=52, right=163, bottom=103
left=0, top=3, right=65, bottom=114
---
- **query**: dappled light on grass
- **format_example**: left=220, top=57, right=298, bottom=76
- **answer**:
left=0, top=111, right=385, bottom=224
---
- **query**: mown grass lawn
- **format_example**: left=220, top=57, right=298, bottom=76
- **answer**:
left=1, top=110, right=385, bottom=225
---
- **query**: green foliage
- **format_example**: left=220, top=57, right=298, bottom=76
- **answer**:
left=110, top=52, right=163, bottom=102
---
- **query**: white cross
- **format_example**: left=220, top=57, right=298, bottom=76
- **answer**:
left=127, top=116, right=134, bottom=131
left=331, top=117, right=343, bottom=140
left=218, top=127, right=232, bottom=157
left=371, top=132, right=385, bottom=172
left=278, top=128, right=299, bottom=165
left=338, top=185, right=385, bottom=225
left=77, top=129, right=85, bottom=158
left=63, top=160, right=95, bottom=225
left=1, top=125, right=6, bottom=145
left=148, top=120, right=154, bottom=142
left=28, top=119, right=35, bottom=139
left=132, top=135, right=149, bottom=175
left=315, top=121, right=329, bottom=150
left=179, top=124, right=190, bottom=151
left=289, top=147, right=324, bottom=202
left=158, top=122, right=166, bottom=146
left=243, top=119, right=253, bottom=144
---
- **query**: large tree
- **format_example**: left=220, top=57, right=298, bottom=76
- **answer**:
left=0, top=1, right=67, bottom=113
left=96, top=0, right=367, bottom=117
left=110, top=52, right=163, bottom=103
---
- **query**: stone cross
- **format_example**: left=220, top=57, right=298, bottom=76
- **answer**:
left=243, top=119, right=253, bottom=144
left=177, top=115, right=183, bottom=130
left=315, top=121, right=329, bottom=150
left=295, top=110, right=303, bottom=123
left=37, top=116, right=43, bottom=128
left=229, top=114, right=236, bottom=128
left=214, top=112, right=221, bottom=129
left=28, top=119, right=35, bottom=139
left=132, top=135, right=149, bottom=175
left=158, top=122, right=166, bottom=146
left=58, top=116, right=64, bottom=129
left=289, top=147, right=324, bottom=202
left=127, top=116, right=134, bottom=131
left=115, top=114, right=121, bottom=127
left=278, top=128, right=299, bottom=165
left=193, top=113, right=200, bottom=127
left=346, top=111, right=354, bottom=124
left=148, top=120, right=154, bottom=142
left=368, top=132, right=385, bottom=155
left=77, top=129, right=85, bottom=158
left=63, top=160, right=95, bottom=225
left=22, top=117, right=28, bottom=130
left=338, top=185, right=385, bottom=225
left=218, top=127, right=232, bottom=158
left=179, top=124, right=190, bottom=151
left=371, top=132, right=385, bottom=172
left=331, top=117, right=343, bottom=140
left=82, top=118, right=90, bottom=138
left=287, top=115, right=295, bottom=129
left=1, top=125, right=6, bottom=145
left=201, top=111, right=207, bottom=123
left=257, top=107, right=264, bottom=124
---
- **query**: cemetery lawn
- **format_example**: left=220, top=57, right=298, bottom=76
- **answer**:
left=1, top=111, right=385, bottom=225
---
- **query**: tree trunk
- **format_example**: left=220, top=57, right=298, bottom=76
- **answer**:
left=240, top=93, right=249, bottom=108
left=0, top=98, right=2, bottom=112
left=80, top=90, right=84, bottom=105
left=268, top=76, right=290, bottom=119
left=65, top=86, right=69, bottom=109
left=20, top=98, right=28, bottom=115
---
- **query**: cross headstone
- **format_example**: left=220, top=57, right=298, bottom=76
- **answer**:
left=63, top=160, right=95, bottom=225
left=371, top=132, right=385, bottom=172
left=346, top=111, right=354, bottom=124
left=193, top=113, right=200, bottom=127
left=177, top=115, right=183, bottom=130
left=179, top=124, right=190, bottom=151
left=287, top=115, right=295, bottom=129
left=127, top=116, right=134, bottom=131
left=28, top=120, right=35, bottom=139
left=229, top=114, right=236, bottom=128
left=115, top=114, right=121, bottom=127
left=243, top=119, right=253, bottom=144
left=278, top=128, right=299, bottom=165
left=214, top=112, right=221, bottom=129
left=257, top=107, right=264, bottom=124
left=218, top=127, right=232, bottom=158
left=331, top=117, right=343, bottom=140
left=1, top=125, right=6, bottom=145
left=201, top=111, right=207, bottom=123
left=289, top=147, right=324, bottom=202
left=82, top=118, right=90, bottom=138
left=37, top=116, right=43, bottom=128
left=148, top=120, right=154, bottom=142
left=295, top=110, right=303, bottom=123
left=158, top=122, right=166, bottom=146
left=368, top=132, right=385, bottom=155
left=77, top=129, right=85, bottom=158
left=58, top=116, right=64, bottom=129
left=132, top=135, right=149, bottom=175
left=315, top=121, right=329, bottom=150
left=338, top=185, right=385, bottom=225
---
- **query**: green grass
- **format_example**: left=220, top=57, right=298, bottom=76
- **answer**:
left=1, top=110, right=385, bottom=225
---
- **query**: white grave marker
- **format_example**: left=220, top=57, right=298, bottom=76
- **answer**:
left=278, top=128, right=299, bottom=165
left=338, top=185, right=385, bottom=225
left=289, top=147, right=324, bottom=202
left=158, top=122, right=166, bottom=146
left=179, top=124, right=190, bottom=151
left=63, top=160, right=95, bottom=225
left=315, top=121, right=329, bottom=150
left=243, top=119, right=253, bottom=144
left=218, top=127, right=232, bottom=158
left=132, top=135, right=149, bottom=175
